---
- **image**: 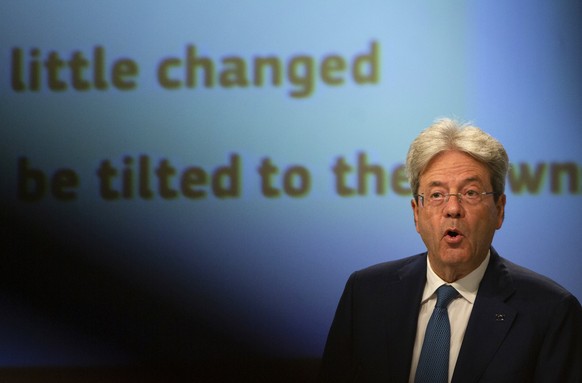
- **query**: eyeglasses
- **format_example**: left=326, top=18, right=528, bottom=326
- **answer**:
left=415, top=190, right=497, bottom=207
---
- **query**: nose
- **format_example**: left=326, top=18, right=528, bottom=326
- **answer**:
left=444, top=194, right=463, bottom=218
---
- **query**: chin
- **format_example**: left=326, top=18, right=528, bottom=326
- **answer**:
left=439, top=249, right=473, bottom=265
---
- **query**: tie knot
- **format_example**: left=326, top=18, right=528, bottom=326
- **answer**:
left=435, top=285, right=458, bottom=308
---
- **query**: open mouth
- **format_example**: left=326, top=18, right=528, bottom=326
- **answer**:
left=443, top=229, right=463, bottom=244
left=444, top=228, right=463, bottom=239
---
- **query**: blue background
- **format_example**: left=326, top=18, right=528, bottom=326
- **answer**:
left=0, top=0, right=581, bottom=372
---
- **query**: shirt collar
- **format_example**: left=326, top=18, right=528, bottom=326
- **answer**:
left=422, top=250, right=490, bottom=304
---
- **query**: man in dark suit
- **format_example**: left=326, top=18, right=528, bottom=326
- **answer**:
left=319, top=119, right=582, bottom=382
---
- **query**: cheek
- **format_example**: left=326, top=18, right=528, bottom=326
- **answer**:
left=415, top=215, right=422, bottom=233
left=472, top=212, right=500, bottom=238
left=416, top=215, right=436, bottom=238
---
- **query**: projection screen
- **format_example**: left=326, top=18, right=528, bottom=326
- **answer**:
left=1, top=0, right=581, bottom=379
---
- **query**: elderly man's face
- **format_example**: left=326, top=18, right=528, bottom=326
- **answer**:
left=411, top=150, right=506, bottom=282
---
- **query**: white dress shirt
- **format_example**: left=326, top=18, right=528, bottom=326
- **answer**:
left=408, top=252, right=490, bottom=383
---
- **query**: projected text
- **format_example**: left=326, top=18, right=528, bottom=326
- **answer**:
left=16, top=154, right=582, bottom=202
left=8, top=41, right=380, bottom=98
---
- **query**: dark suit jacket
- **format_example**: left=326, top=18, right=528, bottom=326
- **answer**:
left=319, top=248, right=582, bottom=382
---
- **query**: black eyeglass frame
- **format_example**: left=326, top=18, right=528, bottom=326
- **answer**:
left=414, top=191, right=497, bottom=207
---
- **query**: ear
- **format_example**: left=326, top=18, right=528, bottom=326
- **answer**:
left=411, top=198, right=420, bottom=233
left=495, top=193, right=506, bottom=229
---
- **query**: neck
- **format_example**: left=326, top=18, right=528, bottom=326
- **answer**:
left=427, top=255, right=481, bottom=283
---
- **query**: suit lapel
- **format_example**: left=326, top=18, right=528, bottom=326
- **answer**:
left=452, top=249, right=517, bottom=383
left=383, top=255, right=427, bottom=381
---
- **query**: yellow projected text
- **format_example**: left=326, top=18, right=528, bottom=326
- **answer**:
left=157, top=41, right=380, bottom=98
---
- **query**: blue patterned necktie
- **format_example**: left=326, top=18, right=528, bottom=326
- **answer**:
left=415, top=284, right=459, bottom=383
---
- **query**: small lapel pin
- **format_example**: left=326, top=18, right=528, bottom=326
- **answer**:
left=495, top=313, right=506, bottom=321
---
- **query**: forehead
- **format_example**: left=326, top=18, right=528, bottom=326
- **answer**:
left=419, top=150, right=492, bottom=187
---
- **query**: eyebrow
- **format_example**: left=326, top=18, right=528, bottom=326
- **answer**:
left=426, top=176, right=484, bottom=187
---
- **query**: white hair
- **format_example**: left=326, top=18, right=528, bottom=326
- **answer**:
left=405, top=118, right=509, bottom=199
